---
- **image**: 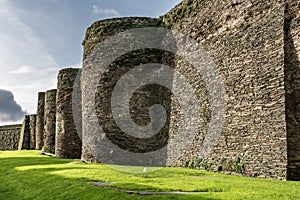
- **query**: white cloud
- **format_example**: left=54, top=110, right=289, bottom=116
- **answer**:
left=9, top=65, right=33, bottom=74
left=92, top=5, right=120, bottom=16
left=0, top=66, right=60, bottom=115
left=101, top=8, right=120, bottom=16
left=0, top=1, right=58, bottom=119
left=92, top=5, right=99, bottom=14
left=0, top=3, right=57, bottom=69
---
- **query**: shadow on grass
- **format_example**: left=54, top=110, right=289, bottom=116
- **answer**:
left=132, top=168, right=209, bottom=178
left=110, top=182, right=223, bottom=193
left=0, top=155, right=220, bottom=200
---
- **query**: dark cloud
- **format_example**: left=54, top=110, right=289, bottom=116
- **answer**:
left=0, top=89, right=27, bottom=122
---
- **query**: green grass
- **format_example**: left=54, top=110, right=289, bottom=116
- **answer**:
left=0, top=151, right=299, bottom=200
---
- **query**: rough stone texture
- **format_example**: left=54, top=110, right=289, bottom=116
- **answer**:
left=0, top=124, right=22, bottom=150
left=161, top=0, right=299, bottom=180
left=81, top=17, right=172, bottom=165
left=165, top=0, right=287, bottom=177
left=1, top=0, right=292, bottom=180
left=35, top=92, right=45, bottom=150
left=43, top=89, right=57, bottom=153
left=55, top=68, right=82, bottom=158
left=18, top=115, right=31, bottom=150
left=29, top=114, right=37, bottom=150
left=82, top=17, right=161, bottom=60
left=284, top=0, right=300, bottom=181
left=81, top=1, right=300, bottom=180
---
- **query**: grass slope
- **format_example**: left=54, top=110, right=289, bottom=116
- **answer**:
left=0, top=151, right=299, bottom=200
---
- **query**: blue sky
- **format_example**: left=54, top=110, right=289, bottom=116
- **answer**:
left=0, top=0, right=182, bottom=125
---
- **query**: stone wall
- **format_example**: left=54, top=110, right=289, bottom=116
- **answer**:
left=284, top=0, right=300, bottom=181
left=0, top=124, right=21, bottom=150
left=81, top=17, right=171, bottom=164
left=161, top=0, right=299, bottom=180
left=81, top=0, right=300, bottom=180
left=29, top=114, right=37, bottom=150
left=35, top=92, right=45, bottom=150
left=162, top=0, right=288, bottom=179
left=1, top=0, right=298, bottom=181
left=18, top=114, right=37, bottom=150
left=82, top=17, right=161, bottom=60
left=43, top=89, right=57, bottom=153
left=18, top=115, right=31, bottom=150
left=55, top=68, right=82, bottom=158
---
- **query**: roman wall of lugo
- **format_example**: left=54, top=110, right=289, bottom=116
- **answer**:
left=18, top=115, right=30, bottom=150
left=0, top=0, right=299, bottom=181
left=0, top=124, right=21, bottom=150
left=55, top=68, right=82, bottom=159
left=43, top=89, right=57, bottom=154
left=35, top=92, right=45, bottom=150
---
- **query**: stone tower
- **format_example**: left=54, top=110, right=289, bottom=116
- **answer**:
left=35, top=92, right=45, bottom=150
left=80, top=1, right=300, bottom=180
left=55, top=68, right=82, bottom=158
left=43, top=89, right=57, bottom=153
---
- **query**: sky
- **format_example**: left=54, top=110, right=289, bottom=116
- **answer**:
left=0, top=0, right=182, bottom=125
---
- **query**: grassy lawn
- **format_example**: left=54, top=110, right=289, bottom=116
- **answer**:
left=0, top=151, right=299, bottom=200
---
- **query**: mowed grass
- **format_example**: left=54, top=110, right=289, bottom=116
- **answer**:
left=0, top=151, right=299, bottom=200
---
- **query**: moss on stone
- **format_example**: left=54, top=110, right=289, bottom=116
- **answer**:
left=82, top=17, right=162, bottom=59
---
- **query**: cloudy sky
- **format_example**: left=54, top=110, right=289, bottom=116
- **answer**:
left=0, top=0, right=182, bottom=125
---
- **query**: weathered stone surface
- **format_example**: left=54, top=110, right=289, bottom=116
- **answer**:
left=43, top=89, right=57, bottom=153
left=35, top=92, right=45, bottom=150
left=161, top=0, right=299, bottom=180
left=0, top=124, right=22, bottom=150
left=1, top=0, right=296, bottom=181
left=55, top=68, right=82, bottom=158
left=81, top=17, right=171, bottom=165
left=82, top=17, right=161, bottom=60
left=18, top=115, right=31, bottom=150
left=81, top=0, right=300, bottom=180
left=18, top=114, right=37, bottom=150
left=29, top=114, right=36, bottom=150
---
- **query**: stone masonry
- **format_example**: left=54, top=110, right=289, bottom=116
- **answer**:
left=0, top=124, right=22, bottom=150
left=161, top=0, right=299, bottom=180
left=55, top=68, right=82, bottom=158
left=284, top=0, right=300, bottom=180
left=35, top=92, right=45, bottom=150
left=29, top=114, right=37, bottom=150
left=18, top=114, right=37, bottom=150
left=18, top=115, right=30, bottom=150
left=0, top=0, right=299, bottom=181
left=80, top=0, right=300, bottom=180
left=81, top=17, right=169, bottom=164
left=43, top=89, right=57, bottom=153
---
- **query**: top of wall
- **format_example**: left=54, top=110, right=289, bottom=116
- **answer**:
left=159, top=0, right=199, bottom=28
left=82, top=17, right=161, bottom=59
left=0, top=124, right=22, bottom=130
left=58, top=68, right=80, bottom=74
left=161, top=0, right=286, bottom=41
